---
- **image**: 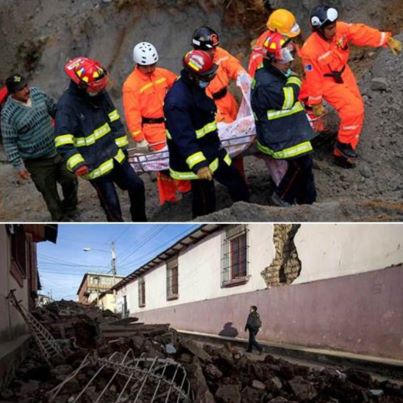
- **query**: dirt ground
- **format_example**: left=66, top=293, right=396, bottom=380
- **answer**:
left=0, top=1, right=402, bottom=222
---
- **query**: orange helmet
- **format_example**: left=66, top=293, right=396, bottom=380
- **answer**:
left=267, top=9, right=301, bottom=38
left=183, top=50, right=218, bottom=80
left=64, top=57, right=108, bottom=92
left=263, top=33, right=294, bottom=63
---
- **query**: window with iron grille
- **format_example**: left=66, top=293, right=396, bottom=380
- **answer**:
left=221, top=225, right=249, bottom=287
left=138, top=277, right=145, bottom=307
left=166, top=256, right=179, bottom=300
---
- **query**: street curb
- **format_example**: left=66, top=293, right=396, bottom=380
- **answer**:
left=178, top=330, right=403, bottom=380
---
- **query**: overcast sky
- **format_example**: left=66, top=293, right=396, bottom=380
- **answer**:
left=38, top=224, right=199, bottom=301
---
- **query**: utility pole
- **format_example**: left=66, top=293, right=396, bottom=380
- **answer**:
left=111, top=241, right=117, bottom=313
left=111, top=241, right=116, bottom=276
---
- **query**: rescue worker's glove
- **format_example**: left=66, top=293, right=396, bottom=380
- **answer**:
left=387, top=37, right=402, bottom=55
left=312, top=103, right=326, bottom=117
left=74, top=165, right=90, bottom=177
left=17, top=168, right=31, bottom=180
left=136, top=139, right=151, bottom=152
left=196, top=166, right=213, bottom=181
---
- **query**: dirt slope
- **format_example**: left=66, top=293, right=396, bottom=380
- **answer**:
left=0, top=1, right=402, bottom=222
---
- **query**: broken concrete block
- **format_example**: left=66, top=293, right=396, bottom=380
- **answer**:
left=252, top=379, right=266, bottom=390
left=180, top=339, right=211, bottom=362
left=368, top=389, right=384, bottom=397
left=204, top=363, right=223, bottom=379
left=268, top=397, right=289, bottom=403
left=165, top=343, right=176, bottom=354
left=215, top=384, right=241, bottom=403
left=265, top=376, right=282, bottom=392
left=288, top=376, right=318, bottom=400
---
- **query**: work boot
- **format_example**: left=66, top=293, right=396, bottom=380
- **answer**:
left=334, top=141, right=358, bottom=160
left=333, top=155, right=356, bottom=169
left=269, top=192, right=292, bottom=208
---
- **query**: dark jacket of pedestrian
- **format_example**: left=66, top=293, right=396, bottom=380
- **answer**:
left=245, top=307, right=263, bottom=353
left=245, top=310, right=262, bottom=333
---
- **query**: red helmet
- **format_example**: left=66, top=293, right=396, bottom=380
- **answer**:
left=263, top=33, right=294, bottom=63
left=183, top=50, right=218, bottom=80
left=64, top=57, right=108, bottom=92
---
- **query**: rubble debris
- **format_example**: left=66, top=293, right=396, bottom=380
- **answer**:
left=2, top=301, right=403, bottom=402
left=48, top=350, right=192, bottom=402
left=6, top=290, right=63, bottom=364
left=32, top=299, right=119, bottom=348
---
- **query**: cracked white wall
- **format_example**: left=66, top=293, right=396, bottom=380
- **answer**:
left=294, top=224, right=403, bottom=284
left=116, top=224, right=403, bottom=315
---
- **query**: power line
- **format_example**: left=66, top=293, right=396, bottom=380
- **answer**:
left=118, top=226, right=169, bottom=265
left=117, top=225, right=199, bottom=273
left=39, top=262, right=109, bottom=269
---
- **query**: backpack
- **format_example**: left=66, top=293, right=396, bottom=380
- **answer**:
left=255, top=314, right=262, bottom=328
left=249, top=312, right=262, bottom=330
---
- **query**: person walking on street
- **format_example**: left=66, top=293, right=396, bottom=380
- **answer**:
left=299, top=4, right=401, bottom=167
left=245, top=305, right=263, bottom=354
left=1, top=74, right=78, bottom=221
left=164, top=50, right=249, bottom=219
left=55, top=57, right=146, bottom=222
left=122, top=42, right=191, bottom=205
left=251, top=34, right=317, bottom=207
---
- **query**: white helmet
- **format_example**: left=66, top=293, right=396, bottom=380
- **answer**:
left=133, top=42, right=159, bottom=65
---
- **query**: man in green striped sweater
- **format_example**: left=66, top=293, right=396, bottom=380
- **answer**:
left=1, top=74, right=78, bottom=221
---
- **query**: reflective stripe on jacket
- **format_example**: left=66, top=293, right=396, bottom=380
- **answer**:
left=300, top=21, right=391, bottom=106
left=251, top=61, right=314, bottom=160
left=54, top=82, right=128, bottom=180
left=164, top=70, right=230, bottom=180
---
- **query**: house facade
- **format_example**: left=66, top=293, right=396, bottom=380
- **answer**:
left=77, top=272, right=123, bottom=310
left=112, top=224, right=403, bottom=360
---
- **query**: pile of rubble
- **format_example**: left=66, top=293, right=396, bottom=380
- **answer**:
left=1, top=301, right=402, bottom=402
left=32, top=299, right=120, bottom=348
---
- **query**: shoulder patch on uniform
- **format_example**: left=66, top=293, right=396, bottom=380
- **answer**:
left=304, top=64, right=313, bottom=72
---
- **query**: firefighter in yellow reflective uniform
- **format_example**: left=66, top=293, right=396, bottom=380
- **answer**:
left=55, top=57, right=146, bottom=221
left=164, top=50, right=249, bottom=218
left=251, top=35, right=317, bottom=207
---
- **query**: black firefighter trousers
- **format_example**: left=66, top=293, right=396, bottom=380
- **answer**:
left=277, top=155, right=317, bottom=205
left=191, top=156, right=249, bottom=219
left=90, top=159, right=146, bottom=222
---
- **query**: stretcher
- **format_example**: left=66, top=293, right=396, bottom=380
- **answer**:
left=128, top=75, right=326, bottom=186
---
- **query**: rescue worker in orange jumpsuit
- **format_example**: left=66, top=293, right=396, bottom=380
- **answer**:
left=122, top=42, right=191, bottom=205
left=300, top=5, right=402, bottom=167
left=191, top=26, right=249, bottom=176
left=248, top=8, right=301, bottom=77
